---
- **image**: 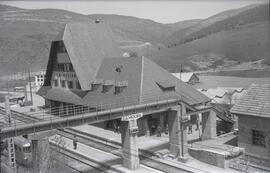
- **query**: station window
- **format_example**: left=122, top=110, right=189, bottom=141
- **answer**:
left=102, top=85, right=112, bottom=93
left=68, top=81, right=73, bottom=89
left=61, top=80, right=66, bottom=88
left=54, top=80, right=58, bottom=87
left=57, top=64, right=65, bottom=71
left=115, top=86, right=124, bottom=95
left=23, top=146, right=31, bottom=153
left=76, top=81, right=81, bottom=89
left=252, top=130, right=267, bottom=147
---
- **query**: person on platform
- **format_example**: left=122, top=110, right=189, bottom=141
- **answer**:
left=165, top=124, right=169, bottom=134
left=196, top=118, right=200, bottom=131
left=151, top=124, right=156, bottom=135
left=188, top=123, right=193, bottom=134
left=73, top=135, right=78, bottom=150
left=157, top=125, right=162, bottom=137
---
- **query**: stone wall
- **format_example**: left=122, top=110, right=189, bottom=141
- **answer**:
left=188, top=148, right=226, bottom=168
left=238, top=115, right=270, bottom=168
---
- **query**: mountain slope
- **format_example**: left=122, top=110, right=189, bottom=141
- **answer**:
left=152, top=3, right=270, bottom=71
left=89, top=14, right=174, bottom=44
left=0, top=6, right=93, bottom=75
left=0, top=7, right=194, bottom=76
left=152, top=21, right=270, bottom=71
left=167, top=3, right=267, bottom=45
left=0, top=3, right=269, bottom=77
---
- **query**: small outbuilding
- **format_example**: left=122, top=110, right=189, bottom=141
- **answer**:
left=172, top=72, right=199, bottom=85
left=230, top=84, right=270, bottom=168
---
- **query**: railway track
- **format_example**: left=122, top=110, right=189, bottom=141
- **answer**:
left=51, top=144, right=117, bottom=173
left=57, top=128, right=198, bottom=173
left=0, top=106, right=41, bottom=124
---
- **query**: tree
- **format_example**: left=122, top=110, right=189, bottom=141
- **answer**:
left=129, top=51, right=138, bottom=57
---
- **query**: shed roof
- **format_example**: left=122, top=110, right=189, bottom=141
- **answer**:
left=230, top=84, right=270, bottom=117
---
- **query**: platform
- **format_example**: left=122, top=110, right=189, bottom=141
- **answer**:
left=72, top=125, right=241, bottom=173
left=49, top=134, right=164, bottom=173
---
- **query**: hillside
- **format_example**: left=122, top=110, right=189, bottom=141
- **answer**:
left=152, top=21, right=270, bottom=71
left=0, top=6, right=92, bottom=75
left=0, top=3, right=269, bottom=77
left=153, top=3, right=270, bottom=71
left=0, top=4, right=22, bottom=11
left=0, top=6, right=179, bottom=76
left=89, top=14, right=174, bottom=44
left=166, top=3, right=263, bottom=45
left=165, top=19, right=202, bottom=32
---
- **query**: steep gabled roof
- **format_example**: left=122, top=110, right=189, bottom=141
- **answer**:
left=40, top=21, right=209, bottom=108
left=48, top=22, right=123, bottom=90
left=81, top=56, right=209, bottom=107
left=40, top=56, right=210, bottom=107
left=230, top=84, right=270, bottom=117
left=82, top=57, right=142, bottom=106
left=172, top=72, right=198, bottom=83
left=141, top=58, right=209, bottom=105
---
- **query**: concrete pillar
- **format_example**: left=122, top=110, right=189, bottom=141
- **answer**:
left=142, top=117, right=150, bottom=136
left=65, top=80, right=68, bottom=89
left=31, top=137, right=50, bottom=173
left=201, top=110, right=217, bottom=140
left=121, top=120, right=140, bottom=170
left=59, top=102, right=65, bottom=116
left=168, top=104, right=187, bottom=158
left=159, top=113, right=165, bottom=132
left=57, top=77, right=60, bottom=88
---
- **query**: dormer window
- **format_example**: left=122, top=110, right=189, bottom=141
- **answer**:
left=102, top=80, right=115, bottom=93
left=156, top=81, right=175, bottom=92
left=114, top=81, right=128, bottom=95
left=91, top=79, right=103, bottom=91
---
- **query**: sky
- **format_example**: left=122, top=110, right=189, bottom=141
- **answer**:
left=0, top=0, right=268, bottom=23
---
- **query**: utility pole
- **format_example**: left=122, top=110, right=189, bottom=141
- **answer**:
left=5, top=96, right=17, bottom=172
left=28, top=68, right=33, bottom=105
left=179, top=64, right=184, bottom=157
left=178, top=64, right=187, bottom=159
left=6, top=80, right=10, bottom=98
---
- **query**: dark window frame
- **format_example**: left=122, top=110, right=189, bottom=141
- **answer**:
left=54, top=80, right=58, bottom=87
left=115, top=86, right=125, bottom=95
left=61, top=80, right=66, bottom=88
left=68, top=81, right=73, bottom=89
left=252, top=129, right=267, bottom=147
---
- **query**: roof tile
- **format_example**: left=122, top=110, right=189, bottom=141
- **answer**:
left=230, top=84, right=270, bottom=117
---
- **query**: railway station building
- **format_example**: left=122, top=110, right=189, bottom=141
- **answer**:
left=231, top=84, right=270, bottom=169
left=38, top=21, right=217, bottom=169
